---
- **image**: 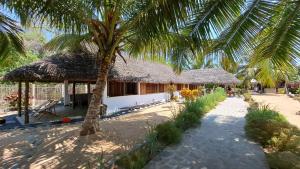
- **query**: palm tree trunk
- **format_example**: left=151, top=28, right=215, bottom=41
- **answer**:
left=80, top=55, right=111, bottom=136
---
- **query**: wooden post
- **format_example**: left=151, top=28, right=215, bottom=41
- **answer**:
left=24, top=81, right=29, bottom=124
left=123, top=82, right=126, bottom=95
left=87, top=82, right=91, bottom=104
left=32, top=83, right=36, bottom=107
left=63, top=80, right=70, bottom=106
left=72, top=82, right=76, bottom=109
left=17, top=81, right=22, bottom=117
left=87, top=83, right=91, bottom=94
left=137, top=82, right=141, bottom=95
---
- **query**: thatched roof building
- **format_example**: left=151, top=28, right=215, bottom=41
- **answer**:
left=3, top=52, right=239, bottom=85
left=182, top=68, right=240, bottom=84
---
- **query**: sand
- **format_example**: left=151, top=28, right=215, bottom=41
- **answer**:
left=0, top=102, right=181, bottom=169
left=251, top=93, right=300, bottom=128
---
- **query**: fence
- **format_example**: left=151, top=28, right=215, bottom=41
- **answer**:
left=0, top=83, right=89, bottom=102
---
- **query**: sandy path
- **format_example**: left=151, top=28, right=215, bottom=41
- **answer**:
left=252, top=94, right=300, bottom=128
left=145, top=98, right=268, bottom=169
left=0, top=102, right=181, bottom=169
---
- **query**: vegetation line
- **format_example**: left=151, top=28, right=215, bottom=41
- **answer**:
left=114, top=88, right=227, bottom=169
left=243, top=94, right=300, bottom=169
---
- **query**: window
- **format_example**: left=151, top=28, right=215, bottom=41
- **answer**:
left=125, top=82, right=137, bottom=95
left=146, top=83, right=158, bottom=94
left=159, top=84, right=165, bottom=92
left=108, top=81, right=124, bottom=97
left=189, top=84, right=198, bottom=90
left=177, top=84, right=184, bottom=90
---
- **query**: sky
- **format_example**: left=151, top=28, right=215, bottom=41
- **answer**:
left=1, top=7, right=54, bottom=41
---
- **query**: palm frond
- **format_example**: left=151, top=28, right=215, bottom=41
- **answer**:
left=0, top=12, right=24, bottom=60
left=186, top=0, right=244, bottom=44
left=44, top=33, right=93, bottom=52
left=212, top=0, right=277, bottom=61
left=2, top=0, right=94, bottom=33
left=252, top=1, right=300, bottom=68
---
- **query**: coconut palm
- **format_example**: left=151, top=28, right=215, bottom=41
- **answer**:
left=2, top=0, right=300, bottom=135
left=0, top=11, right=24, bottom=59
left=2, top=0, right=199, bottom=135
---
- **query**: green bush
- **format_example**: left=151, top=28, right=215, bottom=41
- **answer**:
left=155, top=121, right=182, bottom=145
left=267, top=151, right=300, bottom=169
left=243, top=92, right=252, bottom=102
left=245, top=106, right=300, bottom=152
left=116, top=146, right=149, bottom=169
left=175, top=87, right=226, bottom=131
left=115, top=132, right=162, bottom=169
left=175, top=111, right=200, bottom=131
left=246, top=106, right=287, bottom=124
left=278, top=88, right=286, bottom=94
left=192, top=87, right=226, bottom=113
left=184, top=100, right=205, bottom=117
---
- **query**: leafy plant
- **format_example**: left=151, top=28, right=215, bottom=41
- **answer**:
left=267, top=151, right=300, bottom=169
left=278, top=88, right=286, bottom=94
left=175, top=111, right=200, bottom=131
left=243, top=92, right=252, bottom=102
left=167, top=85, right=176, bottom=101
left=115, top=131, right=162, bottom=169
left=3, top=91, right=32, bottom=109
left=116, top=88, right=227, bottom=169
left=245, top=105, right=300, bottom=152
left=180, top=88, right=199, bottom=101
left=155, top=121, right=182, bottom=145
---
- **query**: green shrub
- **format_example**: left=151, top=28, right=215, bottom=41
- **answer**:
left=243, top=92, right=252, bottom=102
left=246, top=107, right=287, bottom=124
left=155, top=121, right=182, bottom=145
left=267, top=151, right=300, bottom=169
left=175, top=111, right=200, bottom=131
left=115, top=132, right=162, bottom=169
left=278, top=88, right=286, bottom=94
left=245, top=106, right=300, bottom=152
left=192, top=87, right=225, bottom=113
left=184, top=100, right=205, bottom=117
left=116, top=147, right=149, bottom=169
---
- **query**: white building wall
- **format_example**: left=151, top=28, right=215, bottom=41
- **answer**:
left=103, top=93, right=170, bottom=115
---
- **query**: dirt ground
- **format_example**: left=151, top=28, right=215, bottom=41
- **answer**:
left=251, top=93, right=300, bottom=128
left=0, top=102, right=181, bottom=169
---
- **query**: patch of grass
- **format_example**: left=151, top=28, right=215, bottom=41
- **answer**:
left=175, top=111, right=200, bottom=131
left=243, top=92, right=252, bottom=102
left=245, top=106, right=297, bottom=149
left=156, top=121, right=182, bottom=145
left=267, top=151, right=300, bottom=169
left=245, top=104, right=300, bottom=169
left=115, top=131, right=162, bottom=169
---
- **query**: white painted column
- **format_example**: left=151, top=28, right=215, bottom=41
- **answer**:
left=63, top=80, right=70, bottom=106
left=137, top=82, right=141, bottom=95
left=85, top=84, right=88, bottom=93
left=32, top=83, right=36, bottom=106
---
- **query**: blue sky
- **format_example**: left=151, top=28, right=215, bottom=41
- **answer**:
left=1, top=7, right=54, bottom=41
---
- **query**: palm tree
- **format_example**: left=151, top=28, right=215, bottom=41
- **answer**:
left=2, top=0, right=300, bottom=135
left=0, top=11, right=24, bottom=59
left=2, top=0, right=198, bottom=135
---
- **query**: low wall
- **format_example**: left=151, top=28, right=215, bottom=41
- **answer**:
left=103, top=93, right=170, bottom=114
left=264, top=88, right=276, bottom=93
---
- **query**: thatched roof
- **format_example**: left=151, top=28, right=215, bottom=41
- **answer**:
left=182, top=68, right=240, bottom=85
left=3, top=52, right=239, bottom=84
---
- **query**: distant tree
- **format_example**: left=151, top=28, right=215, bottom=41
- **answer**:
left=0, top=30, right=45, bottom=76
